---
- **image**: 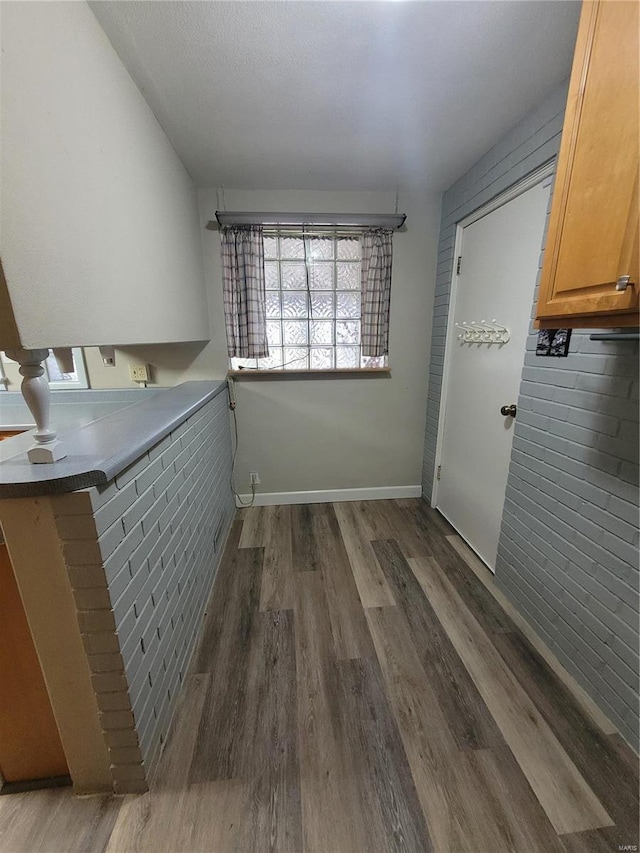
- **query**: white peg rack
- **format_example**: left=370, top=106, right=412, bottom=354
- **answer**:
left=455, top=320, right=510, bottom=345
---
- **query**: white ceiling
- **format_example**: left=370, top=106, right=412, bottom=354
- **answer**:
left=89, top=0, right=580, bottom=193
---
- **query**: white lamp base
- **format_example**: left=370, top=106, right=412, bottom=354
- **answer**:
left=28, top=440, right=67, bottom=464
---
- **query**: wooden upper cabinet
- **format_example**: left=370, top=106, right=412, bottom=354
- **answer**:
left=536, top=0, right=639, bottom=329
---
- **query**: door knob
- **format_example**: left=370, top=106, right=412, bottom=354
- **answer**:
left=500, top=404, right=517, bottom=417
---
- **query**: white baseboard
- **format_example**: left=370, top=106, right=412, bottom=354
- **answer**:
left=235, top=484, right=422, bottom=507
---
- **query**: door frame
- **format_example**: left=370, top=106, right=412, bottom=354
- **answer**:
left=431, top=160, right=556, bottom=510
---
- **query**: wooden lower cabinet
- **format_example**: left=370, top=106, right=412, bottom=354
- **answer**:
left=0, top=543, right=69, bottom=789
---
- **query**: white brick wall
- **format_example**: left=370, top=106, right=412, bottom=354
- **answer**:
left=52, top=388, right=235, bottom=791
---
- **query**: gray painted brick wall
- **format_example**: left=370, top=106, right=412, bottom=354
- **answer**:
left=421, top=82, right=639, bottom=749
left=96, top=390, right=235, bottom=780
left=53, top=388, right=235, bottom=791
left=422, top=82, right=569, bottom=498
left=497, top=243, right=639, bottom=748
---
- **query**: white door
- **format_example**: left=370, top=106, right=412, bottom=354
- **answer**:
left=435, top=176, right=551, bottom=571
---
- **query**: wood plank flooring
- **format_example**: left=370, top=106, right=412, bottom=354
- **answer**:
left=0, top=499, right=637, bottom=853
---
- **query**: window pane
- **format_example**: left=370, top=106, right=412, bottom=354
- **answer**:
left=265, top=262, right=279, bottom=289
left=264, top=237, right=278, bottom=259
left=337, top=262, right=360, bottom=289
left=311, top=321, right=333, bottom=345
left=283, top=348, right=309, bottom=369
left=281, top=238, right=305, bottom=259
left=236, top=233, right=373, bottom=373
left=310, top=262, right=333, bottom=290
left=308, top=237, right=333, bottom=260
left=336, top=320, right=360, bottom=344
left=336, top=347, right=359, bottom=368
left=311, top=347, right=334, bottom=369
left=283, top=320, right=308, bottom=345
left=337, top=238, right=361, bottom=260
left=267, top=321, right=282, bottom=346
left=266, top=292, right=281, bottom=317
left=231, top=357, right=258, bottom=370
left=336, top=292, right=360, bottom=319
left=283, top=292, right=308, bottom=318
left=281, top=262, right=307, bottom=290
left=310, top=292, right=334, bottom=319
left=45, top=350, right=78, bottom=382
left=258, top=349, right=283, bottom=369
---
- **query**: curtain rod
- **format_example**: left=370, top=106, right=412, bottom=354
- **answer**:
left=208, top=211, right=406, bottom=230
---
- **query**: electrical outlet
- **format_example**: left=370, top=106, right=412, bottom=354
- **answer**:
left=129, top=364, right=150, bottom=383
left=249, top=472, right=260, bottom=485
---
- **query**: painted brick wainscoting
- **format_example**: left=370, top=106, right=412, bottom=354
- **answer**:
left=422, top=82, right=639, bottom=749
left=53, top=389, right=235, bottom=790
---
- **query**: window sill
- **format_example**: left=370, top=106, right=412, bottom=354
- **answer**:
left=227, top=367, right=391, bottom=379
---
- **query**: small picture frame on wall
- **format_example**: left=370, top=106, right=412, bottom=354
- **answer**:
left=536, top=328, right=571, bottom=357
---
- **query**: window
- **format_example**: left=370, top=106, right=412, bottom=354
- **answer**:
left=0, top=348, right=89, bottom=390
left=44, top=348, right=89, bottom=389
left=230, top=232, right=388, bottom=371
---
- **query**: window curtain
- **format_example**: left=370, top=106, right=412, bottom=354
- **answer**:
left=221, top=226, right=269, bottom=359
left=360, top=229, right=393, bottom=357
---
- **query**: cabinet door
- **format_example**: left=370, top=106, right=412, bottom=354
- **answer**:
left=536, top=0, right=639, bottom=325
left=0, top=543, right=68, bottom=785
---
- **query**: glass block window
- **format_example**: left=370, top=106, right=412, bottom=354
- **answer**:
left=230, top=233, right=388, bottom=371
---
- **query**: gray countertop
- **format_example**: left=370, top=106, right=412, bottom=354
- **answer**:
left=0, top=388, right=157, bottom=431
left=0, top=381, right=228, bottom=499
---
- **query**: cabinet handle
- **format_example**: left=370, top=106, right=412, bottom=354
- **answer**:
left=615, top=275, right=632, bottom=291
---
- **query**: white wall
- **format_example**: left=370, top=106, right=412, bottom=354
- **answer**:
left=199, top=188, right=440, bottom=496
left=7, top=185, right=440, bottom=496
left=80, top=343, right=219, bottom=388
left=0, top=1, right=209, bottom=349
left=0, top=342, right=218, bottom=394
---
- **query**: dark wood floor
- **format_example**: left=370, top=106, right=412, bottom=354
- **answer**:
left=1, top=499, right=637, bottom=852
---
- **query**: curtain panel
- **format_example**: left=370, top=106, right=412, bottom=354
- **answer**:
left=360, top=229, right=393, bottom=357
left=221, top=226, right=269, bottom=359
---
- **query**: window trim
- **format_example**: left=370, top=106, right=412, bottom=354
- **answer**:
left=227, top=367, right=391, bottom=381
left=0, top=355, right=7, bottom=390
left=229, top=367, right=391, bottom=376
